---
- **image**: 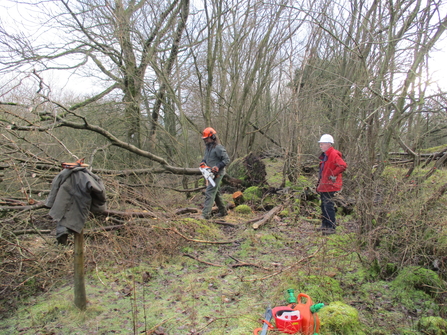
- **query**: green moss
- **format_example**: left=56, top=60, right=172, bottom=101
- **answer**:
left=181, top=246, right=194, bottom=253
left=419, top=145, right=447, bottom=154
left=263, top=157, right=284, bottom=187
left=296, top=175, right=313, bottom=188
left=279, top=210, right=289, bottom=217
left=391, top=266, right=444, bottom=316
left=243, top=186, right=263, bottom=202
left=437, top=226, right=447, bottom=246
left=395, top=329, right=421, bottom=335
left=227, top=157, right=246, bottom=180
left=292, top=276, right=343, bottom=303
left=358, top=281, right=392, bottom=309
left=21, top=276, right=40, bottom=296
left=2, top=289, right=106, bottom=333
left=236, top=237, right=257, bottom=257
left=318, top=301, right=366, bottom=335
left=260, top=233, right=284, bottom=248
left=391, top=266, right=443, bottom=296
left=222, top=193, right=233, bottom=203
left=175, top=217, right=222, bottom=237
left=417, top=316, right=447, bottom=334
left=284, top=180, right=295, bottom=188
left=234, top=204, right=252, bottom=214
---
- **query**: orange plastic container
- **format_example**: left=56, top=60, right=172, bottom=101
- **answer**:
left=253, top=293, right=321, bottom=335
left=272, top=307, right=301, bottom=334
left=290, top=293, right=320, bottom=335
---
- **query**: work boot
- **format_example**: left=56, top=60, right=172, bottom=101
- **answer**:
left=216, top=211, right=228, bottom=218
left=200, top=214, right=210, bottom=220
left=322, top=228, right=336, bottom=236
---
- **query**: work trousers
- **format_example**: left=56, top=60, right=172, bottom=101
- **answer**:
left=202, top=174, right=226, bottom=218
left=320, top=192, right=336, bottom=230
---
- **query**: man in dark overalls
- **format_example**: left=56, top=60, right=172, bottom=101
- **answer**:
left=200, top=128, right=230, bottom=220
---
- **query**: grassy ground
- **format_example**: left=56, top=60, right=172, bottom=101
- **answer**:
left=1, top=158, right=446, bottom=334
left=1, top=214, right=356, bottom=334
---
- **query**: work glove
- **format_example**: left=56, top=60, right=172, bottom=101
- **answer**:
left=329, top=175, right=336, bottom=182
left=211, top=166, right=219, bottom=174
left=200, top=162, right=206, bottom=168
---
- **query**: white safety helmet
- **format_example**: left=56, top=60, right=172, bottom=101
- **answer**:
left=318, top=134, right=334, bottom=143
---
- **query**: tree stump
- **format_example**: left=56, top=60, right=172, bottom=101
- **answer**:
left=232, top=191, right=244, bottom=205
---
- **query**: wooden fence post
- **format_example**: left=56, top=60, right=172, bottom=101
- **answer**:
left=74, top=230, right=86, bottom=310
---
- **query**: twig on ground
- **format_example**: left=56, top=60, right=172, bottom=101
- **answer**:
left=229, top=255, right=271, bottom=270
left=170, top=186, right=205, bottom=193
left=0, top=202, right=47, bottom=219
left=11, top=224, right=127, bottom=236
left=213, top=220, right=239, bottom=227
left=244, top=216, right=264, bottom=224
left=11, top=229, right=52, bottom=236
left=104, top=209, right=157, bottom=219
left=152, top=226, right=239, bottom=244
left=140, top=312, right=183, bottom=334
left=183, top=253, right=223, bottom=267
left=242, top=247, right=321, bottom=282
left=95, top=263, right=107, bottom=287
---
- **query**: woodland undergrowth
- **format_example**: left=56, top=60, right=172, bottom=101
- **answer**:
left=1, top=161, right=447, bottom=334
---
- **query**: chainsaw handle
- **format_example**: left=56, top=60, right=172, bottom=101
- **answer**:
left=253, top=319, right=273, bottom=335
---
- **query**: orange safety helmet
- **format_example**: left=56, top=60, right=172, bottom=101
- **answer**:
left=202, top=127, right=217, bottom=139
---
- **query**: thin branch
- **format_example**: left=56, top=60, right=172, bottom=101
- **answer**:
left=242, top=247, right=321, bottom=282
left=152, top=226, right=240, bottom=244
left=183, top=253, right=223, bottom=267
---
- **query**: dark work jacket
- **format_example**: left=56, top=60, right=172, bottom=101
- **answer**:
left=202, top=143, right=230, bottom=176
left=316, top=146, right=347, bottom=193
left=45, top=167, right=107, bottom=233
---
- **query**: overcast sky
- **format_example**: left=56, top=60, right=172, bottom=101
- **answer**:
left=1, top=0, right=447, bottom=97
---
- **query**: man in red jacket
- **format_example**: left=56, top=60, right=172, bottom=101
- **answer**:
left=316, top=134, right=347, bottom=235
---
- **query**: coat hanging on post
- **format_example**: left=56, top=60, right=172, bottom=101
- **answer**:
left=45, top=166, right=107, bottom=243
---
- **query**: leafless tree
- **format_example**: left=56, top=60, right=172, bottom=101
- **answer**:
left=1, top=0, right=446, bottom=190
left=1, top=0, right=190, bottom=150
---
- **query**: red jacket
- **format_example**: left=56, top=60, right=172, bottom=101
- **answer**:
left=316, top=146, right=347, bottom=193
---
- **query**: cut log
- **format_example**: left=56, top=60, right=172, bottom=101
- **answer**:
left=252, top=205, right=282, bottom=229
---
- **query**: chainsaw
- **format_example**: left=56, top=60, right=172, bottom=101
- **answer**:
left=253, top=306, right=273, bottom=335
left=199, top=164, right=216, bottom=187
